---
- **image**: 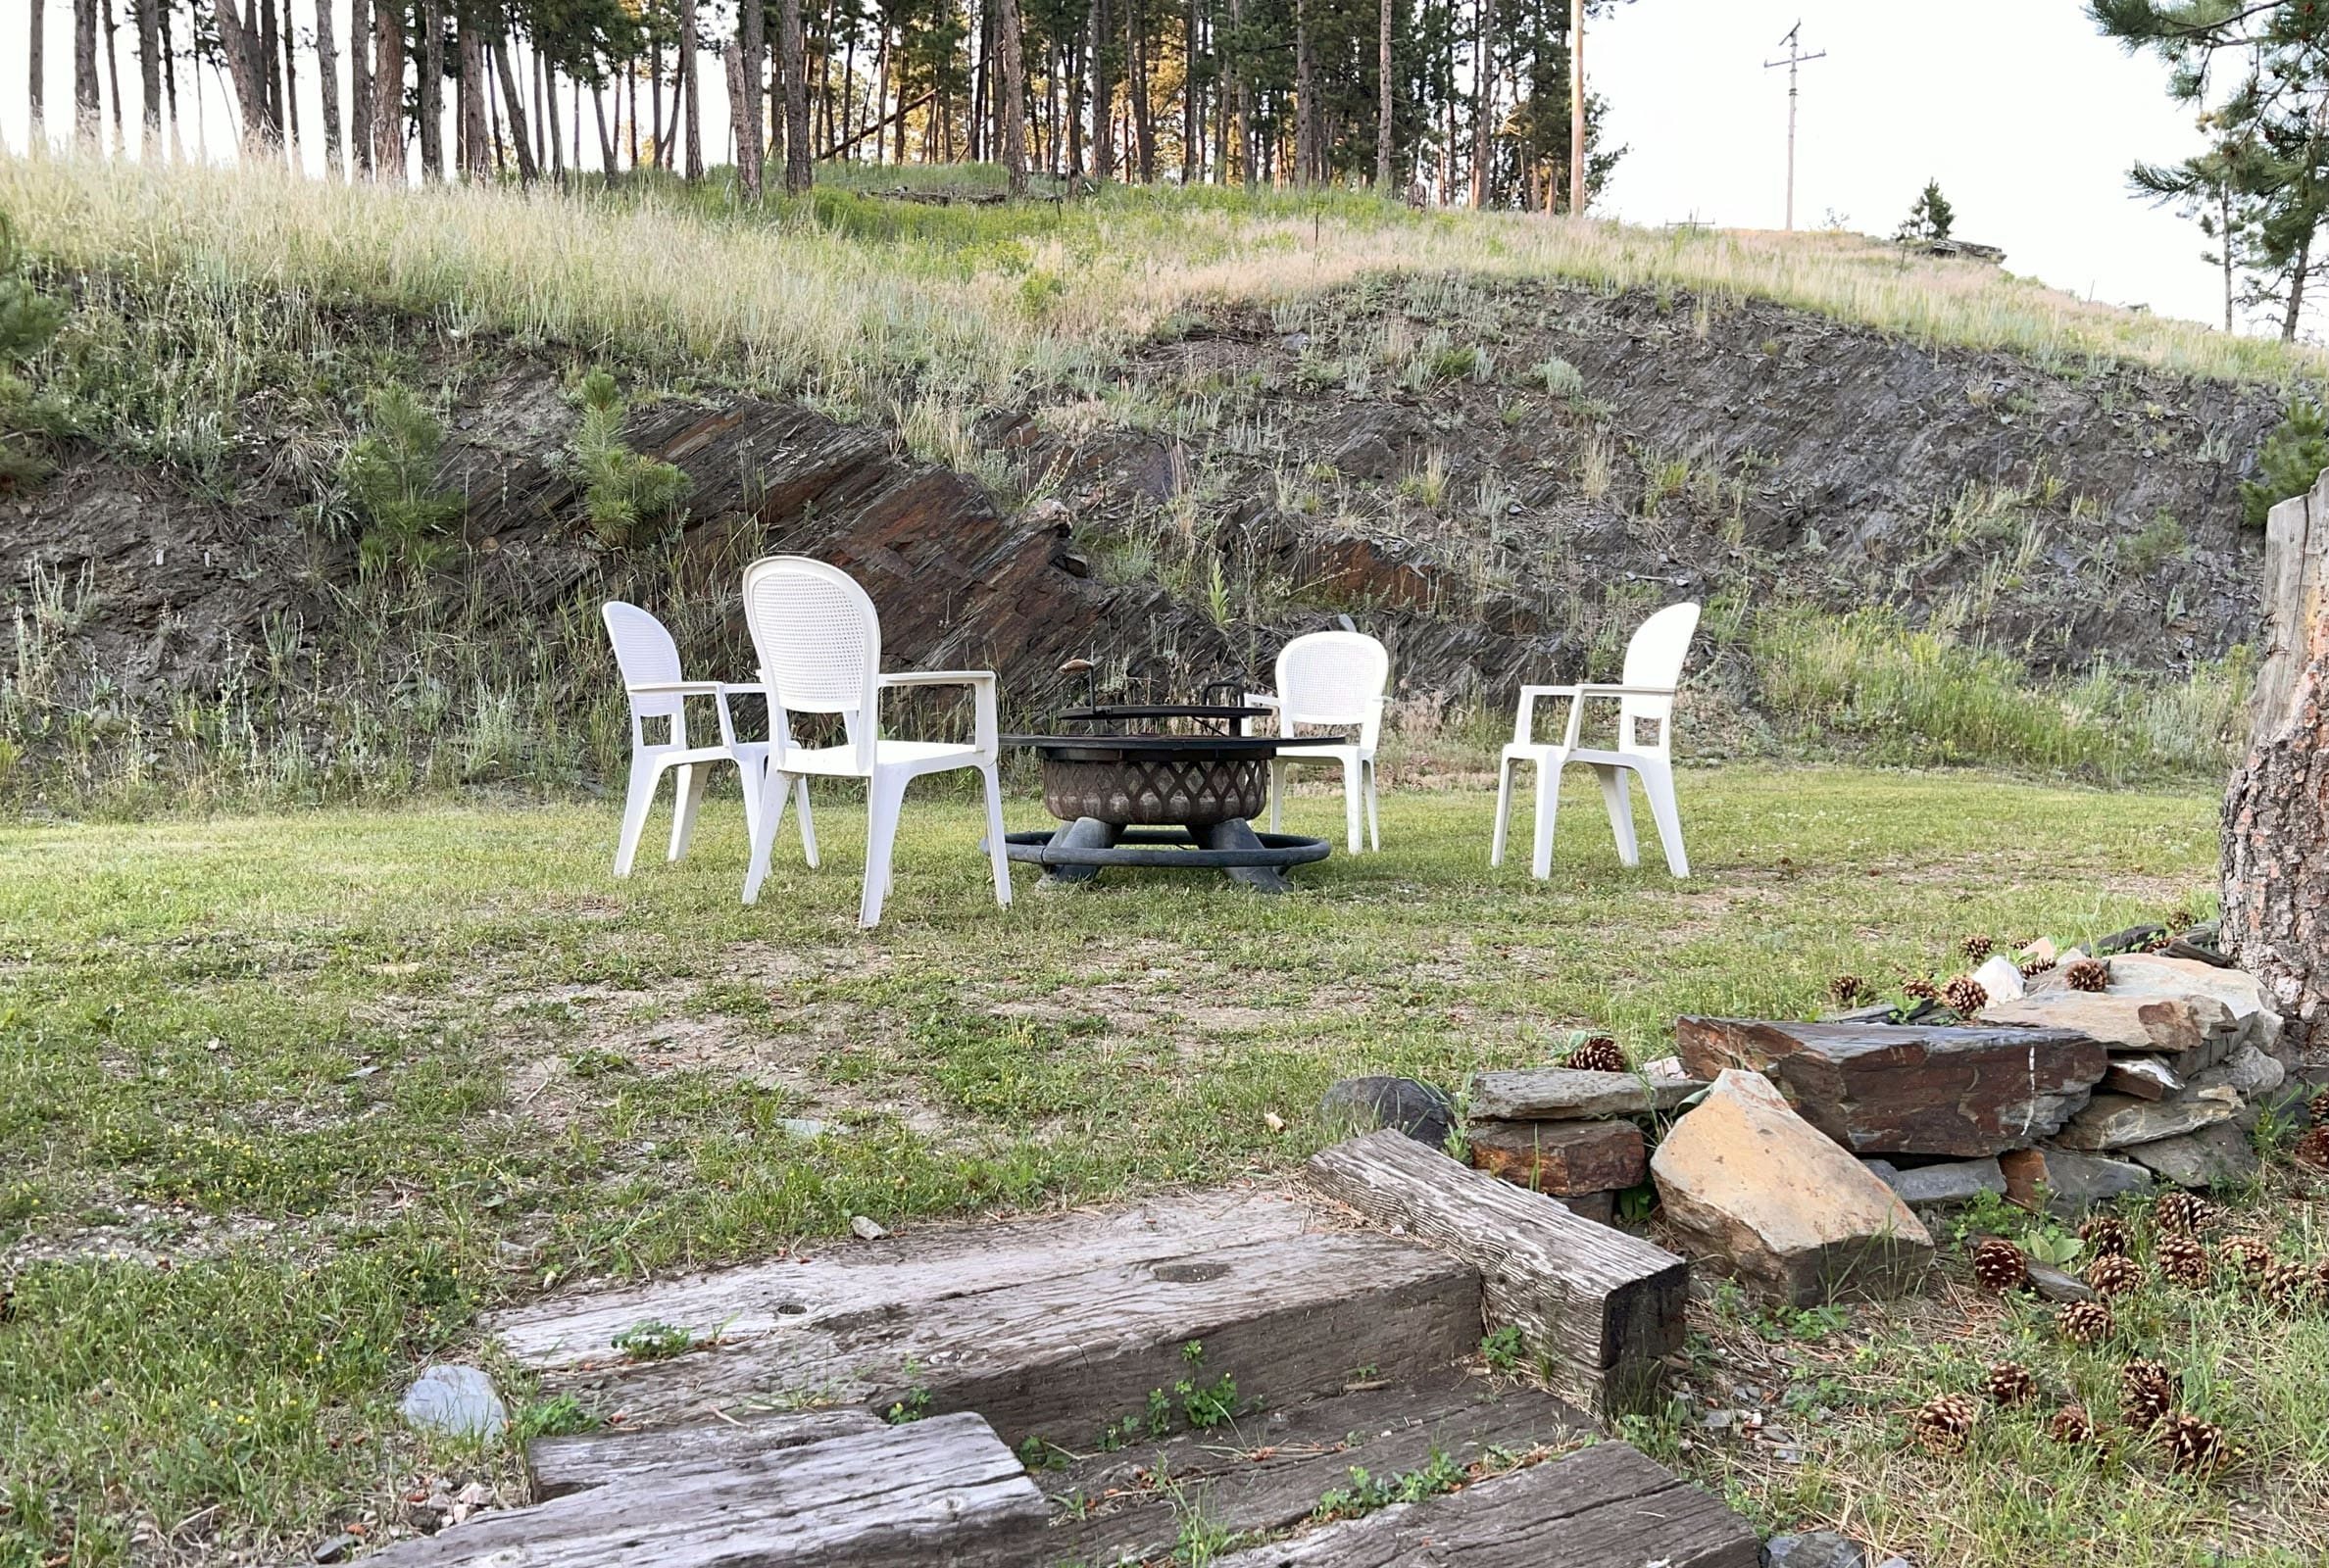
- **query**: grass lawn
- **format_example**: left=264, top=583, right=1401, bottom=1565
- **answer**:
left=0, top=764, right=2224, bottom=1565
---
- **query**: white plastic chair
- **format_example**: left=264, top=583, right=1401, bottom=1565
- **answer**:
left=601, top=601, right=817, bottom=878
left=1492, top=602, right=1700, bottom=880
left=1245, top=630, right=1391, bottom=853
left=736, top=557, right=1011, bottom=929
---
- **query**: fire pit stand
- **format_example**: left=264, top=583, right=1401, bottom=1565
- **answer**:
left=1003, top=699, right=1339, bottom=894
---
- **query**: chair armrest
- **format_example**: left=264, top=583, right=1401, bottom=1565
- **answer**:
left=625, top=680, right=724, bottom=695
left=879, top=669, right=995, bottom=689
left=718, top=681, right=768, bottom=696
left=1242, top=693, right=1281, bottom=708
left=1571, top=683, right=1679, bottom=699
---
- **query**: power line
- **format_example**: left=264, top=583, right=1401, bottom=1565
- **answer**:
left=1762, top=22, right=1825, bottom=232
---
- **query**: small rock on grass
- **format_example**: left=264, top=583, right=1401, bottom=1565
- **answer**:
left=312, top=1535, right=360, bottom=1564
left=401, top=1365, right=506, bottom=1440
left=849, top=1215, right=888, bottom=1241
left=1763, top=1531, right=1868, bottom=1568
left=1317, top=1075, right=1455, bottom=1149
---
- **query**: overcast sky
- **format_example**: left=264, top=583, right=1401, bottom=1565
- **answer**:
left=0, top=0, right=2233, bottom=330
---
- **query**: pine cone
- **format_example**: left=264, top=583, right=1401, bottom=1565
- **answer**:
left=1984, top=1360, right=2037, bottom=1406
left=2166, top=907, right=2196, bottom=932
left=2154, top=1190, right=2211, bottom=1237
left=1565, top=1035, right=1625, bottom=1073
left=2048, top=1403, right=2105, bottom=1450
left=2086, top=1252, right=2143, bottom=1298
left=1911, top=1392, right=1978, bottom=1452
left=1960, top=933, right=1995, bottom=961
left=1827, top=973, right=1871, bottom=1007
left=1942, top=976, right=1989, bottom=1015
left=2078, top=1215, right=2131, bottom=1258
left=2294, top=1125, right=2329, bottom=1171
left=1972, top=1238, right=2029, bottom=1294
left=2160, top=1411, right=2227, bottom=1474
left=2220, top=1236, right=2275, bottom=1285
left=2314, top=1257, right=2329, bottom=1300
left=2156, top=1234, right=2212, bottom=1288
left=2064, top=956, right=2110, bottom=993
left=2309, top=1087, right=2329, bottom=1127
left=1902, top=976, right=1942, bottom=1003
left=2057, top=1298, right=2115, bottom=1346
left=2263, top=1260, right=2314, bottom=1311
left=2019, top=955, right=2057, bottom=979
left=2119, top=1357, right=2179, bottom=1433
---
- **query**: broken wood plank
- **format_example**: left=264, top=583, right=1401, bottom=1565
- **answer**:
left=536, top=1229, right=1481, bottom=1443
left=1304, top=1131, right=1686, bottom=1418
left=1467, top=1066, right=1703, bottom=1121
left=1208, top=1440, right=1759, bottom=1568
left=526, top=1408, right=883, bottom=1500
left=492, top=1188, right=1316, bottom=1370
left=365, top=1411, right=1049, bottom=1566
left=1675, top=1016, right=2106, bottom=1155
left=1467, top=1118, right=1647, bottom=1194
left=1039, top=1373, right=1582, bottom=1566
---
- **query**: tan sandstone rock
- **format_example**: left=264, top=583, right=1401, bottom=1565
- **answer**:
left=2106, top=955, right=2283, bottom=1055
left=1979, top=991, right=2235, bottom=1072
left=1650, top=1069, right=1932, bottom=1306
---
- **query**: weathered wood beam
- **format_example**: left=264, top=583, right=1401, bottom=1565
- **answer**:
left=527, top=1408, right=883, bottom=1500
left=1304, top=1130, right=1686, bottom=1418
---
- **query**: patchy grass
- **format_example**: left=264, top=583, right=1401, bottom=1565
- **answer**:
left=1675, top=1185, right=2329, bottom=1568
left=0, top=766, right=2214, bottom=1563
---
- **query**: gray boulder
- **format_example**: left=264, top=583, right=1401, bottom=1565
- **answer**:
left=1764, top=1532, right=1868, bottom=1568
left=401, top=1364, right=507, bottom=1440
left=1318, top=1075, right=1455, bottom=1149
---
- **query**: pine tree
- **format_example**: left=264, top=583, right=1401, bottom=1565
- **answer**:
left=1896, top=177, right=1955, bottom=243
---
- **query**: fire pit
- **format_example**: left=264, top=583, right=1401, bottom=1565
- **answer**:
left=1003, top=670, right=1338, bottom=893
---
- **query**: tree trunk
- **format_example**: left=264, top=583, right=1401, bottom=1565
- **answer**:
left=373, top=0, right=408, bottom=179
left=418, top=0, right=445, bottom=178
left=737, top=0, right=767, bottom=198
left=1229, top=0, right=1252, bottom=186
left=1375, top=0, right=1393, bottom=190
left=459, top=17, right=489, bottom=178
left=997, top=0, right=1027, bottom=196
left=350, top=0, right=373, bottom=174
left=29, top=0, right=46, bottom=147
left=1182, top=0, right=1200, bottom=182
left=493, top=40, right=537, bottom=180
left=1088, top=0, right=1112, bottom=181
left=211, top=0, right=274, bottom=153
left=161, top=0, right=186, bottom=160
left=680, top=0, right=702, bottom=178
left=1293, top=0, right=1316, bottom=183
left=258, top=0, right=282, bottom=141
left=74, top=0, right=102, bottom=149
left=1469, top=0, right=1494, bottom=207
left=103, top=0, right=128, bottom=156
left=1126, top=0, right=1153, bottom=181
left=275, top=0, right=301, bottom=161
left=1567, top=0, right=1583, bottom=214
left=312, top=0, right=342, bottom=175
left=2222, top=465, right=2329, bottom=1053
left=592, top=76, right=615, bottom=184
left=779, top=0, right=812, bottom=191
left=2284, top=225, right=2313, bottom=343
left=136, top=0, right=165, bottom=159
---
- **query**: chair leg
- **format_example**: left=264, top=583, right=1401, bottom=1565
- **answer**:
left=794, top=777, right=820, bottom=868
left=979, top=763, right=1013, bottom=908
left=1530, top=760, right=1561, bottom=880
left=1267, top=758, right=1286, bottom=833
left=1490, top=757, right=1515, bottom=868
left=737, top=757, right=766, bottom=849
left=740, top=766, right=791, bottom=906
left=1364, top=760, right=1381, bottom=852
left=669, top=762, right=713, bottom=862
left=1594, top=764, right=1640, bottom=868
left=614, top=752, right=663, bottom=878
left=1640, top=762, right=1691, bottom=878
left=1341, top=755, right=1363, bottom=854
left=859, top=769, right=913, bottom=929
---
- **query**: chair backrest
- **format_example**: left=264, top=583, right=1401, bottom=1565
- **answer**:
left=740, top=556, right=883, bottom=771
left=1274, top=630, right=1391, bottom=748
left=1617, top=602, right=1700, bottom=755
left=602, top=601, right=687, bottom=733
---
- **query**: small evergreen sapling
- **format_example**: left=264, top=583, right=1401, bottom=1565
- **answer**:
left=1896, top=178, right=1957, bottom=244
left=0, top=215, right=70, bottom=490
left=572, top=368, right=693, bottom=548
left=339, top=384, right=466, bottom=574
left=2241, top=400, right=2329, bottom=528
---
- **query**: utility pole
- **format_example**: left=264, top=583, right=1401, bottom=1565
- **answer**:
left=1762, top=22, right=1824, bottom=231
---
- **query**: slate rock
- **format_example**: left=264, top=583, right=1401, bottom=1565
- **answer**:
left=1318, top=1075, right=1455, bottom=1149
left=2190, top=1045, right=2285, bottom=1100
left=1651, top=1069, right=1933, bottom=1306
left=2000, top=1147, right=2153, bottom=1215
left=1674, top=1017, right=2105, bottom=1156
left=401, top=1364, right=507, bottom=1440
left=1554, top=1189, right=1617, bottom=1226
left=1980, top=992, right=2235, bottom=1071
left=2102, top=1057, right=2182, bottom=1102
left=2121, top=1120, right=2259, bottom=1190
left=1468, top=1118, right=1648, bottom=1195
left=1763, top=1530, right=1868, bottom=1568
left=2055, top=1087, right=2240, bottom=1151
left=1468, top=1065, right=1704, bottom=1121
left=1876, top=1157, right=2006, bottom=1207
left=2024, top=1260, right=2094, bottom=1303
left=2106, top=955, right=2280, bottom=1054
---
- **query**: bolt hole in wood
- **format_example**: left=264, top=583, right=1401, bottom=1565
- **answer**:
left=773, top=1300, right=811, bottom=1319
left=1152, top=1260, right=1232, bottom=1283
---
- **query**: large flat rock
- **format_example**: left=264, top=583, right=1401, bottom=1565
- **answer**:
left=1469, top=1066, right=1705, bottom=1121
left=1651, top=1070, right=1932, bottom=1305
left=2121, top=1120, right=2261, bottom=1189
left=1209, top=1440, right=1759, bottom=1568
left=1999, top=1147, right=2153, bottom=1215
left=1674, top=1017, right=2105, bottom=1156
left=2054, top=1086, right=2241, bottom=1151
left=2106, top=955, right=2281, bottom=1054
left=1468, top=1118, right=1648, bottom=1195
left=1980, top=991, right=2236, bottom=1073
